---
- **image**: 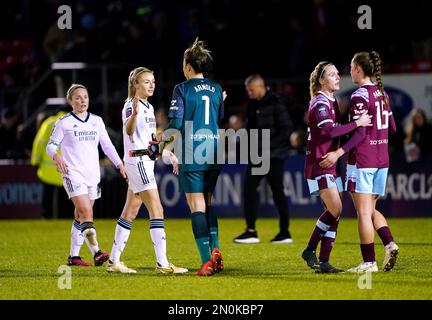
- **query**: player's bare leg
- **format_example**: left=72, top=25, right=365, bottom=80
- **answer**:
left=348, top=193, right=378, bottom=273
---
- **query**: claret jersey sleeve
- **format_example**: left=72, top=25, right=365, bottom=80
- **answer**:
left=304, top=93, right=339, bottom=179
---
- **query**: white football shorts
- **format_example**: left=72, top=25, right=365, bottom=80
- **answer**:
left=62, top=176, right=101, bottom=200
left=125, top=161, right=157, bottom=194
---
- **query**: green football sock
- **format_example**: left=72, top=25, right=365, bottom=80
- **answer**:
left=191, top=211, right=211, bottom=263
left=206, top=206, right=219, bottom=251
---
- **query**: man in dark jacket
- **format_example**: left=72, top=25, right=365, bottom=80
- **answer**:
left=234, top=74, right=294, bottom=244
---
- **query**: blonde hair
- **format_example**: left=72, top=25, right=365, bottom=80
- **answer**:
left=126, top=67, right=153, bottom=101
left=66, top=84, right=87, bottom=100
left=309, top=61, right=333, bottom=98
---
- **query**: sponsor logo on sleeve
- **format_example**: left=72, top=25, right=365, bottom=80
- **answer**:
left=126, top=107, right=132, bottom=118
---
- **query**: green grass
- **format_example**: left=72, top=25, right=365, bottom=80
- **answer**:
left=0, top=218, right=431, bottom=300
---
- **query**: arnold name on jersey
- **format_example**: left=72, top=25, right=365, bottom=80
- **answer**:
left=194, top=84, right=215, bottom=93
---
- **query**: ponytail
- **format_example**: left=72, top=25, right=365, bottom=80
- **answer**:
left=353, top=51, right=388, bottom=108
left=183, top=38, right=213, bottom=74
left=369, top=51, right=388, bottom=108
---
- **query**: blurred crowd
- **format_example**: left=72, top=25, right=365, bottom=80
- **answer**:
left=1, top=0, right=432, bottom=163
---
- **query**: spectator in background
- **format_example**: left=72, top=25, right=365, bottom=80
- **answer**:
left=288, top=17, right=309, bottom=76
left=289, top=110, right=309, bottom=154
left=42, top=22, right=70, bottom=97
left=0, top=108, right=19, bottom=159
left=31, top=107, right=73, bottom=219
left=404, top=108, right=432, bottom=162
left=155, top=108, right=169, bottom=132
left=309, top=0, right=332, bottom=60
left=225, top=114, right=244, bottom=162
left=233, top=74, right=294, bottom=244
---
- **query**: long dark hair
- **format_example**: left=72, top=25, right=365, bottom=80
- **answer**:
left=352, top=51, right=388, bottom=108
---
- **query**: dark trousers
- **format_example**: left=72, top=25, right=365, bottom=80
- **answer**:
left=243, top=159, right=290, bottom=232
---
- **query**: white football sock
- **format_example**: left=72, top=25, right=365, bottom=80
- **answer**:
left=109, top=218, right=132, bottom=263
left=150, top=219, right=169, bottom=267
left=70, top=219, right=84, bottom=257
left=81, top=221, right=100, bottom=256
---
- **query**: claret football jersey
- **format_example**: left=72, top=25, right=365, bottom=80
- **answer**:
left=304, top=91, right=341, bottom=179
left=347, top=84, right=393, bottom=168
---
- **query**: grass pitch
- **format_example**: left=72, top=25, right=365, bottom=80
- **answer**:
left=0, top=218, right=431, bottom=300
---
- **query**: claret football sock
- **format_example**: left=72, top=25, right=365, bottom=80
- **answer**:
left=319, top=219, right=339, bottom=262
left=360, top=243, right=376, bottom=263
left=376, top=226, right=394, bottom=247
left=307, top=210, right=337, bottom=250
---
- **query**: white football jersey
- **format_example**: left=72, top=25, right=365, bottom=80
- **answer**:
left=122, top=98, right=157, bottom=164
left=47, top=112, right=122, bottom=186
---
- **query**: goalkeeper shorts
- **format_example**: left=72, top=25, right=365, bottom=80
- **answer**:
left=178, top=169, right=220, bottom=193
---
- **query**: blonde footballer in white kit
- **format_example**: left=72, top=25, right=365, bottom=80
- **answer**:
left=106, top=67, right=187, bottom=274
left=47, top=84, right=127, bottom=267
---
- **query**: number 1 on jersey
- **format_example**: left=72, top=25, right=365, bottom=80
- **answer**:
left=202, top=95, right=210, bottom=125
